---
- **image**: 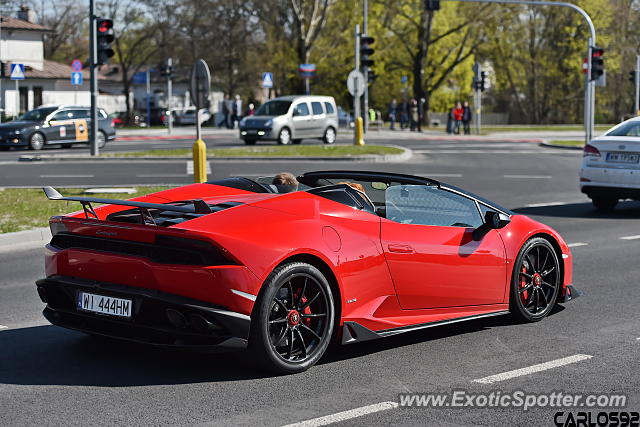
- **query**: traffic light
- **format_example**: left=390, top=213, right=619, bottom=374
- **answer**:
left=473, top=71, right=487, bottom=91
left=425, top=0, right=441, bottom=11
left=590, top=46, right=604, bottom=81
left=159, top=61, right=173, bottom=78
left=630, top=71, right=637, bottom=84
left=360, top=35, right=375, bottom=69
left=95, top=18, right=115, bottom=65
left=368, top=70, right=377, bottom=84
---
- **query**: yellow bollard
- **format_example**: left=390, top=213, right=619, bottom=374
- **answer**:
left=354, top=117, right=365, bottom=146
left=192, top=138, right=207, bottom=183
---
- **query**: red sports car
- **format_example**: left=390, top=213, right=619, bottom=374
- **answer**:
left=36, top=171, right=581, bottom=373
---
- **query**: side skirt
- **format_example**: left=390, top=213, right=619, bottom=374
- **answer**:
left=341, top=310, right=510, bottom=345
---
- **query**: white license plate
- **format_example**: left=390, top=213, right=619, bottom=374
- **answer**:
left=606, top=152, right=639, bottom=164
left=77, top=292, right=132, bottom=318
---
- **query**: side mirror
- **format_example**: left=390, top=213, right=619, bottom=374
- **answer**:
left=472, top=211, right=510, bottom=240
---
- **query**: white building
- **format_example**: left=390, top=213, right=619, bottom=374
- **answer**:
left=0, top=7, right=125, bottom=118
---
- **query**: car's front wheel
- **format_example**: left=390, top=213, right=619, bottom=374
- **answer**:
left=509, top=237, right=560, bottom=322
left=591, top=196, right=618, bottom=212
left=97, top=130, right=107, bottom=149
left=323, top=126, right=336, bottom=144
left=277, top=127, right=292, bottom=145
left=249, top=262, right=335, bottom=374
left=29, top=132, right=45, bottom=151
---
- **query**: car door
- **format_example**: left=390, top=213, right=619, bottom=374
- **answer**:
left=291, top=102, right=313, bottom=137
left=310, top=101, right=326, bottom=137
left=44, top=110, right=76, bottom=143
left=380, top=184, right=507, bottom=309
left=68, top=109, right=90, bottom=143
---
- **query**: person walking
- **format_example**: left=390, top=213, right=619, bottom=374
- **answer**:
left=399, top=100, right=409, bottom=129
left=388, top=98, right=397, bottom=130
left=409, top=98, right=419, bottom=131
left=232, top=94, right=242, bottom=129
left=462, top=101, right=472, bottom=135
left=446, top=105, right=454, bottom=134
left=452, top=102, right=464, bottom=134
left=220, top=94, right=230, bottom=128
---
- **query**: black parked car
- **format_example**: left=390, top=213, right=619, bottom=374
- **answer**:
left=0, top=105, right=116, bottom=150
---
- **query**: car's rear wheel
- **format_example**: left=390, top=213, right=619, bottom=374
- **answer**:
left=249, top=262, right=335, bottom=374
left=277, top=127, right=292, bottom=145
left=509, top=237, right=560, bottom=322
left=591, top=196, right=618, bottom=212
left=323, top=126, right=336, bottom=144
left=244, top=139, right=256, bottom=145
left=29, top=132, right=45, bottom=151
left=97, top=130, right=107, bottom=149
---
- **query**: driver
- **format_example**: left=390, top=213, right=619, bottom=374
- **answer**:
left=272, top=172, right=299, bottom=193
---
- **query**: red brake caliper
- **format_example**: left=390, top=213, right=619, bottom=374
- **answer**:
left=520, top=265, right=529, bottom=303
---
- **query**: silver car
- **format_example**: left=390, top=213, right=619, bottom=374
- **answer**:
left=239, top=95, right=338, bottom=145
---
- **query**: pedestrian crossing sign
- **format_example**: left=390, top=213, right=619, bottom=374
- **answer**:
left=262, top=72, right=274, bottom=89
left=10, top=63, right=25, bottom=80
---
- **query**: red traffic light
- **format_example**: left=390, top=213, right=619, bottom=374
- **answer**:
left=591, top=47, right=604, bottom=58
left=97, top=19, right=113, bottom=33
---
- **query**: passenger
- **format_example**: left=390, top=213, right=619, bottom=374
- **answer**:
left=272, top=172, right=299, bottom=193
left=337, top=181, right=366, bottom=193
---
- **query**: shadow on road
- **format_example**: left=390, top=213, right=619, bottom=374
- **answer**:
left=0, top=306, right=566, bottom=386
left=513, top=201, right=640, bottom=219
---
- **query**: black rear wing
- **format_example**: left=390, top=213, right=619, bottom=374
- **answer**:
left=43, top=186, right=211, bottom=225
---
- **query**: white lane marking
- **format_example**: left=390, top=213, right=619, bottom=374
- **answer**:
left=620, top=235, right=640, bottom=240
left=136, top=174, right=186, bottom=178
left=186, top=161, right=211, bottom=174
left=503, top=174, right=552, bottom=179
left=39, top=174, right=94, bottom=178
left=413, top=149, right=565, bottom=154
left=423, top=173, right=463, bottom=178
left=282, top=402, right=398, bottom=427
left=0, top=325, right=8, bottom=330
left=473, top=354, right=593, bottom=384
left=567, top=243, right=589, bottom=248
left=525, top=201, right=571, bottom=208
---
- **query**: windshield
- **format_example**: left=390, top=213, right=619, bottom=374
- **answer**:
left=19, top=107, right=57, bottom=122
left=255, top=100, right=292, bottom=116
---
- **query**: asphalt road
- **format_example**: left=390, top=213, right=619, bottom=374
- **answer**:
left=1, top=135, right=639, bottom=426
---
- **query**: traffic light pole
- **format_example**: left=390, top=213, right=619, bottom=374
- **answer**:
left=167, top=58, right=173, bottom=135
left=89, top=0, right=98, bottom=156
left=363, top=0, right=369, bottom=132
left=445, top=0, right=596, bottom=144
left=635, top=55, right=640, bottom=115
left=354, top=24, right=361, bottom=126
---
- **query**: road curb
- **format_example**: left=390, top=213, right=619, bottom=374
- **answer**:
left=539, top=141, right=584, bottom=151
left=18, top=146, right=413, bottom=163
left=0, top=227, right=51, bottom=248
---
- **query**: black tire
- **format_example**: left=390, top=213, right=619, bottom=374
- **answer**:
left=323, top=126, right=337, bottom=144
left=249, top=262, right=335, bottom=374
left=28, top=132, right=45, bottom=151
left=292, top=139, right=302, bottom=145
left=244, top=139, right=257, bottom=146
left=509, top=237, right=561, bottom=322
left=591, top=196, right=618, bottom=212
left=97, top=130, right=107, bottom=149
left=277, top=127, right=292, bottom=145
left=0, top=146, right=9, bottom=151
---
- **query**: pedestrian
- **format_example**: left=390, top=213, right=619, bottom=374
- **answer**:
left=462, top=101, right=472, bottom=135
left=232, top=94, right=242, bottom=128
left=409, top=98, right=419, bottom=131
left=452, top=102, right=464, bottom=134
left=388, top=98, right=397, bottom=130
left=399, top=100, right=409, bottom=129
left=220, top=94, right=230, bottom=128
left=246, top=103, right=255, bottom=116
left=446, top=106, right=454, bottom=134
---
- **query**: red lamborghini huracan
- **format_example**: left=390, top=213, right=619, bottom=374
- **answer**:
left=36, top=171, right=581, bottom=373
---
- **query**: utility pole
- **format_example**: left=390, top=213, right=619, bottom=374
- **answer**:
left=146, top=69, right=151, bottom=128
left=354, top=24, right=361, bottom=125
left=362, top=0, right=368, bottom=132
left=89, top=0, right=98, bottom=156
left=0, top=17, right=3, bottom=123
left=167, top=57, right=173, bottom=134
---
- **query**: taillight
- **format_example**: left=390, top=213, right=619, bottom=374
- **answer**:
left=583, top=144, right=601, bottom=157
left=49, top=217, right=68, bottom=236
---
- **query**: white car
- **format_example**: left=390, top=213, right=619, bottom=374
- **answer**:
left=580, top=117, right=640, bottom=210
left=173, top=107, right=211, bottom=126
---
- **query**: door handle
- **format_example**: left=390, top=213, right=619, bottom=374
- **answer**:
left=387, top=244, right=415, bottom=254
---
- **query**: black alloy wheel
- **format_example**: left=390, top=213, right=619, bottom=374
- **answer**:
left=510, top=237, right=561, bottom=322
left=250, top=262, right=334, bottom=373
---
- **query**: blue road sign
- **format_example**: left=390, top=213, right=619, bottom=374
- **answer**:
left=401, top=75, right=408, bottom=84
left=10, top=63, right=25, bottom=80
left=71, top=59, right=83, bottom=72
left=71, top=72, right=83, bottom=86
left=262, top=72, right=274, bottom=88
